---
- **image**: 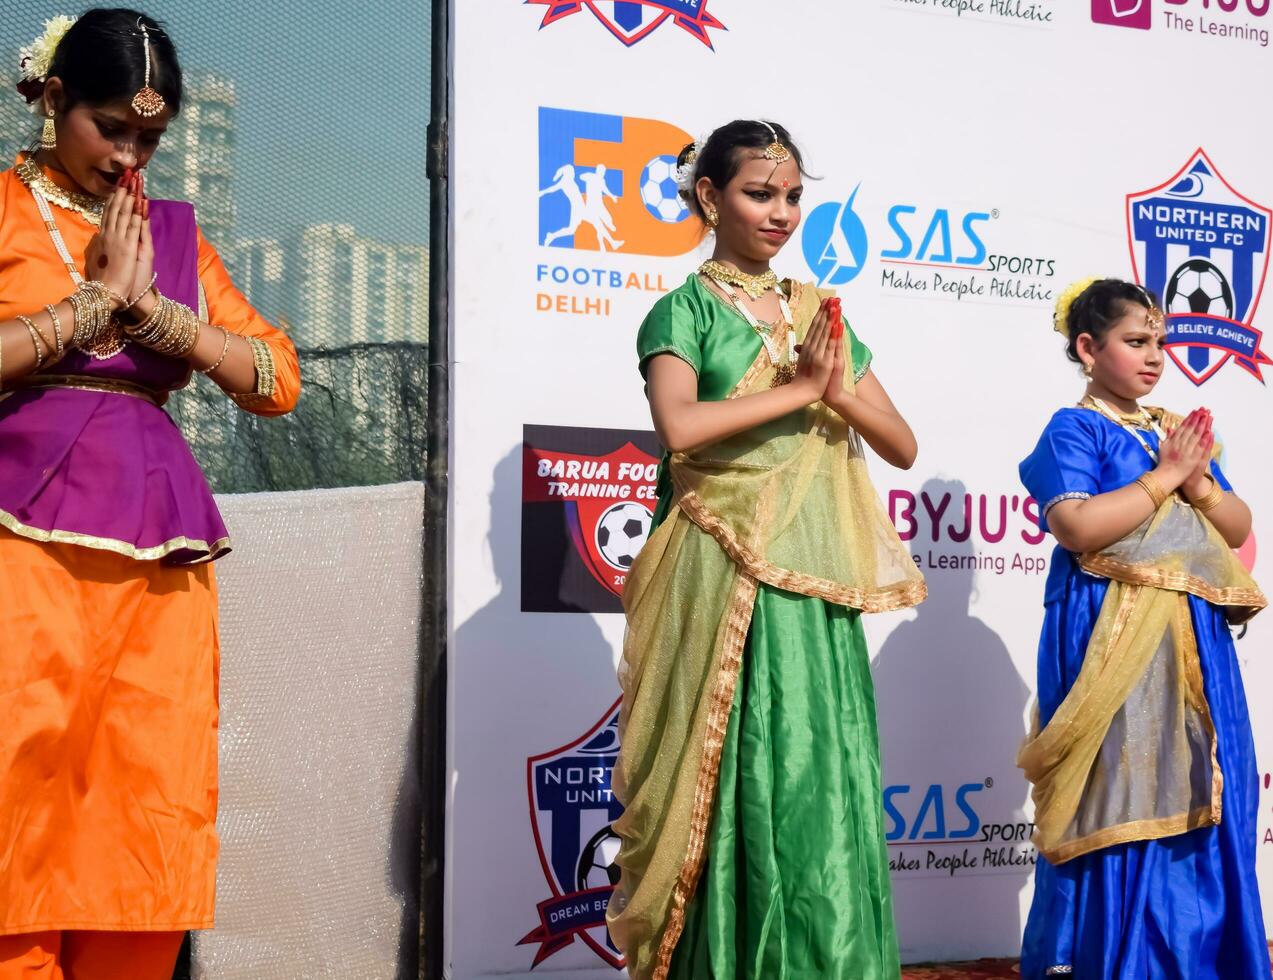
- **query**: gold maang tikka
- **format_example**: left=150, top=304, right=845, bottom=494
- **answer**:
left=760, top=121, right=791, bottom=164
left=130, top=21, right=166, bottom=118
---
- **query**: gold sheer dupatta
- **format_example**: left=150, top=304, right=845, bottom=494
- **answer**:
left=1018, top=494, right=1265, bottom=865
left=608, top=282, right=926, bottom=980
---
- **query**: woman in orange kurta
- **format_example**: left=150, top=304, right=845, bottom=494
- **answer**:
left=0, top=10, right=299, bottom=978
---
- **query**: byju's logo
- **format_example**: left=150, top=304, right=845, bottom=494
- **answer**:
left=520, top=704, right=625, bottom=970
left=526, top=1, right=725, bottom=48
left=1092, top=0, right=1151, bottom=30
left=1127, top=149, right=1273, bottom=385
left=802, top=185, right=870, bottom=287
left=539, top=107, right=700, bottom=257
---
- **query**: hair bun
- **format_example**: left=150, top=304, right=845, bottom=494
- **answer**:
left=15, top=76, right=45, bottom=105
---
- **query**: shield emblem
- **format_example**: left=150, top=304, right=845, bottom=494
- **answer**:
left=526, top=1, right=725, bottom=48
left=1127, top=149, right=1273, bottom=386
left=521, top=702, right=626, bottom=969
left=584, top=2, right=670, bottom=46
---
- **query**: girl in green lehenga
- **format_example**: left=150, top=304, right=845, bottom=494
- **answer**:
left=608, top=120, right=927, bottom=980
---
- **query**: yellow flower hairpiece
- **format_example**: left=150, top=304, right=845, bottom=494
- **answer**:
left=18, top=15, right=75, bottom=85
left=1053, top=276, right=1102, bottom=339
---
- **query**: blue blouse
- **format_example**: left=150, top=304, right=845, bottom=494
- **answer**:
left=1019, top=407, right=1232, bottom=604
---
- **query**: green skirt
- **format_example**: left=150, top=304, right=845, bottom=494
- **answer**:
left=668, top=584, right=900, bottom=980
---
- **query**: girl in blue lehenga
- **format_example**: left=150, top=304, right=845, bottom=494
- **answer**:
left=1018, top=277, right=1270, bottom=979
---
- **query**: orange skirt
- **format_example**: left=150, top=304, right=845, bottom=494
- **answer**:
left=0, top=528, right=219, bottom=934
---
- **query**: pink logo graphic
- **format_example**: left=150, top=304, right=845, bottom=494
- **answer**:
left=1092, top=0, right=1151, bottom=29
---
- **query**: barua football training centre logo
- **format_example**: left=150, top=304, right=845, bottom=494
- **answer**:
left=1128, top=149, right=1273, bottom=386
left=520, top=702, right=626, bottom=970
left=539, top=107, right=702, bottom=257
left=525, top=1, right=725, bottom=47
left=522, top=424, right=661, bottom=614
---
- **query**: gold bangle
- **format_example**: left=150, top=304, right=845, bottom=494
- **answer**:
left=200, top=326, right=231, bottom=375
left=43, top=304, right=64, bottom=360
left=89, top=279, right=129, bottom=310
left=1134, top=473, right=1168, bottom=510
left=123, top=274, right=158, bottom=312
left=1193, top=476, right=1226, bottom=513
left=18, top=315, right=46, bottom=367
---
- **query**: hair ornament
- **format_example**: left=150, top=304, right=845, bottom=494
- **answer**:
left=760, top=121, right=792, bottom=164
left=16, top=15, right=75, bottom=109
left=675, top=132, right=709, bottom=194
left=1053, top=276, right=1102, bottom=339
left=130, top=19, right=166, bottom=117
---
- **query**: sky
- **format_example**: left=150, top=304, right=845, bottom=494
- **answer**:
left=0, top=1, right=433, bottom=244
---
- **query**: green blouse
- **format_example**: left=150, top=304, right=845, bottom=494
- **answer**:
left=637, top=274, right=873, bottom=524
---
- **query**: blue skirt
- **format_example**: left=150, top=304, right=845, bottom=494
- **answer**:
left=1022, top=574, right=1270, bottom=979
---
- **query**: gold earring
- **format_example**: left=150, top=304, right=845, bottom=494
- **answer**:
left=706, top=206, right=719, bottom=228
left=40, top=112, right=56, bottom=151
left=1082, top=361, right=1093, bottom=378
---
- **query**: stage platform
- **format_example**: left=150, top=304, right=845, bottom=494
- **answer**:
left=904, top=949, right=1273, bottom=979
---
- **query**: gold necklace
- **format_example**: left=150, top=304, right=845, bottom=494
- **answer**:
left=1080, top=395, right=1163, bottom=463
left=20, top=160, right=125, bottom=358
left=15, top=157, right=105, bottom=226
left=698, top=259, right=778, bottom=301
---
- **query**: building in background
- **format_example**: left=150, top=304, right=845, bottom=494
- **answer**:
left=0, top=67, right=428, bottom=351
left=148, top=72, right=236, bottom=250
left=223, top=236, right=290, bottom=326
left=296, top=223, right=428, bottom=347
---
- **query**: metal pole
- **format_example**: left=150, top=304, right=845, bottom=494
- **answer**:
left=419, top=0, right=450, bottom=975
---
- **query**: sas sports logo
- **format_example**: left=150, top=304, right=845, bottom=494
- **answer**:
left=802, top=184, right=870, bottom=287
left=539, top=107, right=702, bottom=257
left=522, top=424, right=661, bottom=614
left=520, top=703, right=626, bottom=969
left=526, top=1, right=725, bottom=48
left=1092, top=0, right=1151, bottom=30
left=1127, top=149, right=1273, bottom=386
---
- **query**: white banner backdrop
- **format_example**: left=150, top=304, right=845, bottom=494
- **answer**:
left=448, top=2, right=1273, bottom=976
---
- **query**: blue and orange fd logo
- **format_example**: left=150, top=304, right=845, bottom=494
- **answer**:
left=1127, top=149, right=1273, bottom=386
left=539, top=106, right=702, bottom=257
left=526, top=1, right=725, bottom=47
left=521, top=703, right=626, bottom=970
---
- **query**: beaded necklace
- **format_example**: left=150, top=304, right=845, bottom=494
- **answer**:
left=17, top=159, right=126, bottom=359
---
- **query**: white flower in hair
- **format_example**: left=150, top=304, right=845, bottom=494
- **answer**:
left=18, top=15, right=75, bottom=85
left=675, top=132, right=711, bottom=194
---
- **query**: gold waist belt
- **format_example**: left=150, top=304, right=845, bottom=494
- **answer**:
left=5, top=374, right=164, bottom=407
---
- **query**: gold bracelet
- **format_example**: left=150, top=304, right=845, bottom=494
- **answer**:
left=123, top=275, right=158, bottom=312
left=67, top=283, right=113, bottom=348
left=18, top=315, right=46, bottom=367
left=1134, top=472, right=1168, bottom=510
left=124, top=294, right=200, bottom=357
left=1193, top=476, right=1226, bottom=513
left=200, top=326, right=231, bottom=375
left=89, top=280, right=129, bottom=311
left=43, top=304, right=64, bottom=360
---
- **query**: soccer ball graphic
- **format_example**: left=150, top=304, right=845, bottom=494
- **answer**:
left=1165, top=258, right=1234, bottom=320
left=595, top=502, right=652, bottom=571
left=576, top=825, right=622, bottom=891
left=640, top=155, right=688, bottom=224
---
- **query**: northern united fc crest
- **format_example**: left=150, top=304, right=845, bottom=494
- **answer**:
left=526, top=1, right=725, bottom=48
left=520, top=702, right=626, bottom=969
left=1127, top=149, right=1273, bottom=386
